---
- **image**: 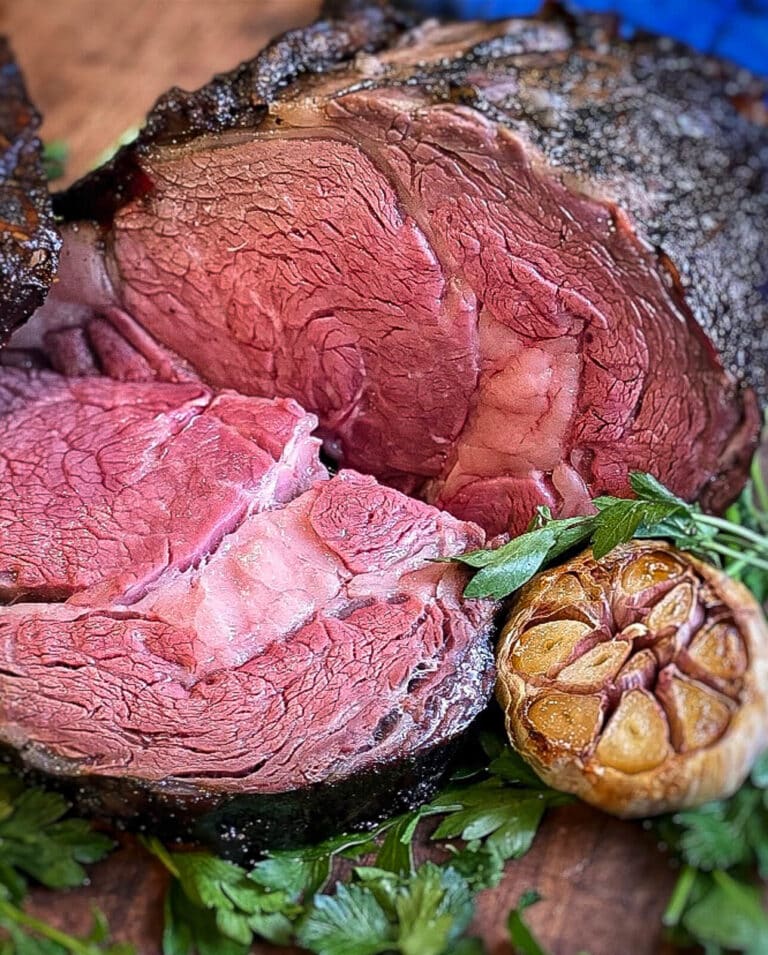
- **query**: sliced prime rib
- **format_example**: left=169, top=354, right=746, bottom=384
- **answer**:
left=15, top=1, right=765, bottom=535
left=0, top=38, right=60, bottom=343
left=0, top=368, right=325, bottom=603
left=0, top=367, right=494, bottom=855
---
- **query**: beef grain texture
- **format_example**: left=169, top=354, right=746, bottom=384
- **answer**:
left=0, top=368, right=325, bottom=603
left=20, top=0, right=764, bottom=536
left=0, top=367, right=495, bottom=854
left=0, top=38, right=60, bottom=344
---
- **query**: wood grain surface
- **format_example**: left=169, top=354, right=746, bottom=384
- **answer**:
left=0, top=2, right=686, bottom=953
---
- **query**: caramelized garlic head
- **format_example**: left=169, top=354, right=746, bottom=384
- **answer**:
left=496, top=541, right=768, bottom=816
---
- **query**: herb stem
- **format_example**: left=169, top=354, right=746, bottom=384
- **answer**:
left=706, top=542, right=768, bottom=573
left=662, top=865, right=697, bottom=927
left=751, top=444, right=768, bottom=516
left=695, top=514, right=768, bottom=552
left=140, top=834, right=180, bottom=877
left=0, top=897, right=94, bottom=955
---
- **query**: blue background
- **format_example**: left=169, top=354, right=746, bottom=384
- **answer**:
left=415, top=0, right=768, bottom=74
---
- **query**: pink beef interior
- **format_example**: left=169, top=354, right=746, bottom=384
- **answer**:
left=0, top=369, right=325, bottom=603
left=14, top=9, right=765, bottom=541
left=0, top=369, right=494, bottom=794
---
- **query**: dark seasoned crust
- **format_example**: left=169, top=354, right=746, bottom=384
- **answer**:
left=55, top=4, right=768, bottom=398
left=4, top=736, right=459, bottom=863
left=55, top=1, right=412, bottom=224
left=0, top=38, right=60, bottom=345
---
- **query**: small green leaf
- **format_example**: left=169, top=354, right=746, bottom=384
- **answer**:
left=629, top=472, right=689, bottom=508
left=592, top=500, right=682, bottom=559
left=297, top=882, right=393, bottom=955
left=0, top=776, right=112, bottom=894
left=445, top=843, right=505, bottom=891
left=395, top=865, right=459, bottom=955
left=487, top=749, right=547, bottom=789
left=375, top=812, right=420, bottom=875
left=463, top=529, right=556, bottom=598
left=683, top=872, right=768, bottom=954
left=507, top=891, right=551, bottom=955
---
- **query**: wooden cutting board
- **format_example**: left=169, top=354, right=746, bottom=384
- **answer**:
left=0, top=2, right=687, bottom=952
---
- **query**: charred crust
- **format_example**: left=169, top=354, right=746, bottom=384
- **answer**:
left=0, top=37, right=61, bottom=345
left=2, top=737, right=458, bottom=864
left=54, top=3, right=412, bottom=223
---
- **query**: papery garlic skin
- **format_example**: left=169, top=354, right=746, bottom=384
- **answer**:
left=496, top=542, right=768, bottom=817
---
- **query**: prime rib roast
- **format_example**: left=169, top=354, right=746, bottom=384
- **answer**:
left=0, top=0, right=767, bottom=851
left=13, top=0, right=767, bottom=536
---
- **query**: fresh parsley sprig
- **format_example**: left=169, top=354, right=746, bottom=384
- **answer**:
left=144, top=738, right=565, bottom=955
left=0, top=768, right=128, bottom=955
left=658, top=753, right=768, bottom=954
left=454, top=471, right=768, bottom=600
left=0, top=769, right=113, bottom=901
left=296, top=862, right=480, bottom=955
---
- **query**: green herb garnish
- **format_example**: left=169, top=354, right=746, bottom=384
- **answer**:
left=454, top=470, right=768, bottom=600
left=0, top=768, right=126, bottom=954
left=507, top=890, right=550, bottom=955
left=142, top=741, right=564, bottom=954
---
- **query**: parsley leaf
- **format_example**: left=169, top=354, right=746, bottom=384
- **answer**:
left=682, top=872, right=768, bottom=955
left=145, top=840, right=300, bottom=955
left=251, top=830, right=377, bottom=898
left=453, top=467, right=768, bottom=599
left=429, top=782, right=553, bottom=866
left=659, top=751, right=768, bottom=877
left=297, top=863, right=474, bottom=955
left=507, top=890, right=551, bottom=955
left=0, top=770, right=113, bottom=899
left=297, top=880, right=392, bottom=955
left=420, top=746, right=569, bottom=892
left=660, top=752, right=768, bottom=952
left=591, top=498, right=684, bottom=560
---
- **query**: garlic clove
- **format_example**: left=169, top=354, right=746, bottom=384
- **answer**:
left=557, top=639, right=631, bottom=691
left=612, top=647, right=657, bottom=695
left=507, top=619, right=594, bottom=678
left=620, top=550, right=686, bottom=594
left=683, top=621, right=747, bottom=694
left=525, top=690, right=603, bottom=753
left=657, top=669, right=734, bottom=752
left=595, top=689, right=671, bottom=773
left=646, top=582, right=698, bottom=636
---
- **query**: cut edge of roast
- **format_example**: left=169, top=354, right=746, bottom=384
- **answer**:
left=1, top=731, right=470, bottom=862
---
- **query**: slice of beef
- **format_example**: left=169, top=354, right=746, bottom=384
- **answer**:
left=0, top=38, right=60, bottom=343
left=0, top=472, right=494, bottom=856
left=0, top=368, right=494, bottom=855
left=0, top=367, right=325, bottom=603
left=22, top=2, right=764, bottom=535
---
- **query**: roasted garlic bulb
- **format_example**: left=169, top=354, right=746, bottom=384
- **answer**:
left=496, top=541, right=768, bottom=816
